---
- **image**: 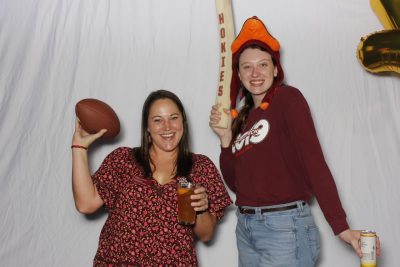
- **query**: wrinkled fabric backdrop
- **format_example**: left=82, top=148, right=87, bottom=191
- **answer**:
left=1, top=0, right=399, bottom=266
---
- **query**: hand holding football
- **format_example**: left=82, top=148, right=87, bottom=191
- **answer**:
left=75, top=98, right=120, bottom=139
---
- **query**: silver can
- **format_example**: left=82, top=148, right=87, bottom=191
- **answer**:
left=360, top=230, right=376, bottom=267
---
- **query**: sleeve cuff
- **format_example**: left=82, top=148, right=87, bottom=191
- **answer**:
left=331, top=218, right=350, bottom=235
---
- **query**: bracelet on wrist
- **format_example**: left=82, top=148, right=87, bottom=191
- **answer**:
left=71, top=144, right=88, bottom=150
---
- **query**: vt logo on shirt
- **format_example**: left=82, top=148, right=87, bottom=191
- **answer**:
left=232, top=119, right=269, bottom=154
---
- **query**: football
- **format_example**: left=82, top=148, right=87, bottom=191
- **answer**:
left=75, top=98, right=120, bottom=138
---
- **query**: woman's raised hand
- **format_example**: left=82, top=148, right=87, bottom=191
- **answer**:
left=72, top=118, right=107, bottom=148
left=209, top=104, right=233, bottom=148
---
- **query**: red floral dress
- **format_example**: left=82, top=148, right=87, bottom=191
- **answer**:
left=91, top=147, right=232, bottom=267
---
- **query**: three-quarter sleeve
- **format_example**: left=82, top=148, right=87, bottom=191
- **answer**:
left=91, top=147, right=130, bottom=210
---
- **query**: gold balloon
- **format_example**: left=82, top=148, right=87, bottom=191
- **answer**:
left=357, top=30, right=400, bottom=73
left=357, top=0, right=400, bottom=74
left=370, top=0, right=400, bottom=29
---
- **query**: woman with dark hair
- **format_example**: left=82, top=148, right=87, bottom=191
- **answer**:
left=209, top=17, right=379, bottom=266
left=72, top=89, right=232, bottom=266
left=135, top=90, right=193, bottom=181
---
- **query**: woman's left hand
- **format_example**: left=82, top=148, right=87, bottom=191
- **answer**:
left=191, top=185, right=216, bottom=242
left=190, top=185, right=209, bottom=212
left=338, top=229, right=381, bottom=257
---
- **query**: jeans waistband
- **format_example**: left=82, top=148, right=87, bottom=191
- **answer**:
left=238, top=201, right=306, bottom=215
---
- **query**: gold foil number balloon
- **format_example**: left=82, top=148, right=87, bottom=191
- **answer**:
left=370, top=0, right=400, bottom=29
left=357, top=0, right=400, bottom=74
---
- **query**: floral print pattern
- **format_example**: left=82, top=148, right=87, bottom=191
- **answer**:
left=91, top=147, right=232, bottom=267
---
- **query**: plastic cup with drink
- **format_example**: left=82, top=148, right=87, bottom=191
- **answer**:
left=177, top=179, right=196, bottom=225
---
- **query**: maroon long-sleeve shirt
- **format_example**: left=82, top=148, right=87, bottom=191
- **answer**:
left=220, top=86, right=349, bottom=235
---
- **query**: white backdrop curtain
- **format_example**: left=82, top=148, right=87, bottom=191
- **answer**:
left=1, top=0, right=399, bottom=266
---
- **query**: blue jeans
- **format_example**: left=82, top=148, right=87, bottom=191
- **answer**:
left=236, top=201, right=321, bottom=267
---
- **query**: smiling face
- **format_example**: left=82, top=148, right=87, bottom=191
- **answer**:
left=147, top=98, right=184, bottom=154
left=238, top=47, right=278, bottom=107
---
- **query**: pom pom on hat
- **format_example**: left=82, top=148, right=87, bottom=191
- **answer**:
left=259, top=102, right=270, bottom=110
left=230, top=109, right=239, bottom=118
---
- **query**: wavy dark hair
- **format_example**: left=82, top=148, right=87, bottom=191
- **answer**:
left=134, top=89, right=193, bottom=179
left=232, top=44, right=277, bottom=141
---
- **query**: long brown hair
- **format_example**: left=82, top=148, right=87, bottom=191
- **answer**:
left=231, top=88, right=254, bottom=141
left=134, top=90, right=193, bottom=179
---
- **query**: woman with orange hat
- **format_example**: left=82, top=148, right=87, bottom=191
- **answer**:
left=209, top=16, right=380, bottom=266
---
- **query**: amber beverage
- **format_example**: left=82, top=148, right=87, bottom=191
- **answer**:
left=177, top=181, right=196, bottom=225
